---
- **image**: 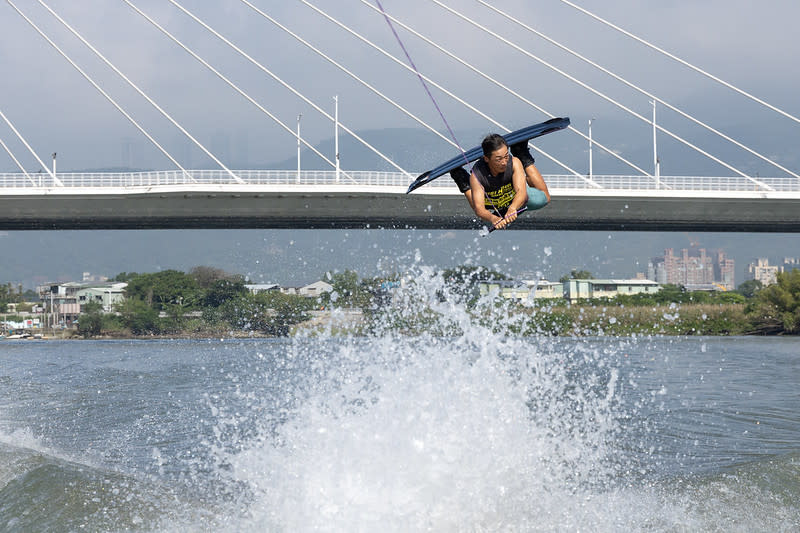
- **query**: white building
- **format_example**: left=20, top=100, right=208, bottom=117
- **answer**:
left=747, top=258, right=780, bottom=286
left=246, top=281, right=333, bottom=298
left=280, top=281, right=334, bottom=298
left=76, top=283, right=128, bottom=312
left=298, top=280, right=333, bottom=297
left=564, top=279, right=661, bottom=302
left=478, top=280, right=564, bottom=301
left=37, top=281, right=128, bottom=326
left=523, top=280, right=564, bottom=299
left=245, top=283, right=280, bottom=294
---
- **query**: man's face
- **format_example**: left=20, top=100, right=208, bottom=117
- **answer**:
left=485, top=145, right=509, bottom=175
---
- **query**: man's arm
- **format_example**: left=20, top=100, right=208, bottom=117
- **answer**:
left=503, top=158, right=529, bottom=222
left=468, top=173, right=503, bottom=226
left=449, top=167, right=476, bottom=211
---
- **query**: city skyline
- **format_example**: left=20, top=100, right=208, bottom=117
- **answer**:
left=2, top=229, right=795, bottom=292
left=647, top=247, right=735, bottom=290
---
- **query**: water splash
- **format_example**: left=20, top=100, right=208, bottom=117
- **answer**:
left=223, top=264, right=627, bottom=530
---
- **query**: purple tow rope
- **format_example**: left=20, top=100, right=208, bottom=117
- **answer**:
left=374, top=0, right=469, bottom=166
left=488, top=206, right=528, bottom=233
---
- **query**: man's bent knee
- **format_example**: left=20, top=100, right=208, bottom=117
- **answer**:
left=526, top=187, right=549, bottom=210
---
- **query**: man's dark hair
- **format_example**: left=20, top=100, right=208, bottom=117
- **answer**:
left=481, top=133, right=507, bottom=157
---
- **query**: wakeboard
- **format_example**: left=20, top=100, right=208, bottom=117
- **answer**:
left=406, top=117, right=570, bottom=194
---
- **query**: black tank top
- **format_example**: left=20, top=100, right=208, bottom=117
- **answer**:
left=471, top=157, right=515, bottom=215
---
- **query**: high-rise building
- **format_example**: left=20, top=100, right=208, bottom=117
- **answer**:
left=715, top=251, right=736, bottom=290
left=649, top=248, right=734, bottom=288
left=747, top=258, right=780, bottom=286
left=782, top=257, right=799, bottom=271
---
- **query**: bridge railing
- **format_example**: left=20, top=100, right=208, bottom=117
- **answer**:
left=551, top=175, right=800, bottom=192
left=0, top=170, right=798, bottom=192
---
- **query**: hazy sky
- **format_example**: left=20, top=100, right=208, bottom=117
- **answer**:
left=1, top=0, right=798, bottom=174
left=1, top=1, right=798, bottom=288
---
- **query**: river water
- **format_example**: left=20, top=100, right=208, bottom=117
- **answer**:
left=1, top=305, right=799, bottom=530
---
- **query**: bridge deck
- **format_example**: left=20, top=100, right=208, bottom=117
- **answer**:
left=1, top=171, right=799, bottom=231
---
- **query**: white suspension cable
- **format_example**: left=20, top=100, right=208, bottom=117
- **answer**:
left=359, top=0, right=619, bottom=183
left=5, top=0, right=194, bottom=184
left=303, top=0, right=586, bottom=182
left=125, top=0, right=356, bottom=184
left=0, top=132, right=35, bottom=185
left=173, top=0, right=413, bottom=178
left=34, top=0, right=243, bottom=184
left=559, top=0, right=800, bottom=126
left=480, top=0, right=799, bottom=181
left=233, top=0, right=441, bottom=176
left=430, top=0, right=774, bottom=191
left=0, top=106, right=62, bottom=186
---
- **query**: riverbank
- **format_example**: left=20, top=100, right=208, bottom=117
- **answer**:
left=530, top=302, right=751, bottom=336
left=7, top=302, right=763, bottom=340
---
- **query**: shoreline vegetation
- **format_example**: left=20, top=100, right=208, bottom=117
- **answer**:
left=2, top=266, right=798, bottom=339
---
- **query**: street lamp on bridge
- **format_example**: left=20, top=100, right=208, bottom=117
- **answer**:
left=588, top=118, right=595, bottom=180
left=296, top=114, right=302, bottom=183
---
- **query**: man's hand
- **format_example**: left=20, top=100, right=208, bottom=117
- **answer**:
left=491, top=211, right=515, bottom=230
left=491, top=208, right=523, bottom=230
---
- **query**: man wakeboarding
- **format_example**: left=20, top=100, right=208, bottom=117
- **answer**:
left=449, top=135, right=550, bottom=230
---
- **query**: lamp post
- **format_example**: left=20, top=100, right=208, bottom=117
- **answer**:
left=52, top=152, right=57, bottom=179
left=296, top=114, right=302, bottom=183
left=651, top=100, right=660, bottom=188
left=334, top=95, right=340, bottom=183
left=588, top=118, right=595, bottom=180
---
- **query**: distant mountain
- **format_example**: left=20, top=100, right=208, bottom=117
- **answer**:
left=7, top=117, right=797, bottom=178
left=259, top=119, right=799, bottom=178
left=262, top=127, right=488, bottom=173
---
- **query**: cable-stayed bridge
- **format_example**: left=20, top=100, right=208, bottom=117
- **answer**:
left=2, top=169, right=797, bottom=231
left=1, top=1, right=798, bottom=231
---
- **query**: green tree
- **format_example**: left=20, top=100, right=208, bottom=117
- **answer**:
left=0, top=282, right=24, bottom=310
left=320, top=270, right=375, bottom=309
left=261, top=292, right=314, bottom=335
left=202, top=278, right=248, bottom=308
left=160, top=303, right=186, bottom=334
left=736, top=279, right=764, bottom=299
left=221, top=291, right=313, bottom=336
left=559, top=270, right=594, bottom=283
left=442, top=266, right=509, bottom=284
left=22, top=289, right=39, bottom=302
left=440, top=266, right=509, bottom=302
left=747, top=269, right=800, bottom=334
left=360, top=275, right=400, bottom=309
left=116, top=298, right=160, bottom=335
left=111, top=272, right=140, bottom=282
left=124, top=270, right=201, bottom=310
left=77, top=301, right=104, bottom=338
left=190, top=266, right=243, bottom=289
left=711, top=291, right=746, bottom=304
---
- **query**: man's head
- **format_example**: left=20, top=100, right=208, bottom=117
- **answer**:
left=481, top=133, right=510, bottom=175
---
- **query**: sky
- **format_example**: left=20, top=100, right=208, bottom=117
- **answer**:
left=1, top=0, right=798, bottom=173
left=1, top=1, right=798, bottom=288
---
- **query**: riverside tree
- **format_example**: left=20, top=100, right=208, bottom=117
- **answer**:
left=77, top=301, right=104, bottom=338
left=123, top=270, right=201, bottom=310
left=0, top=283, right=24, bottom=311
left=747, top=269, right=800, bottom=334
left=220, top=291, right=314, bottom=336
left=736, top=279, right=764, bottom=299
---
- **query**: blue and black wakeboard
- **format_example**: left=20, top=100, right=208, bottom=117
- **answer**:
left=406, top=117, right=570, bottom=194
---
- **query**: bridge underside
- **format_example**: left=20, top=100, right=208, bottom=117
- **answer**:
left=1, top=188, right=798, bottom=232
